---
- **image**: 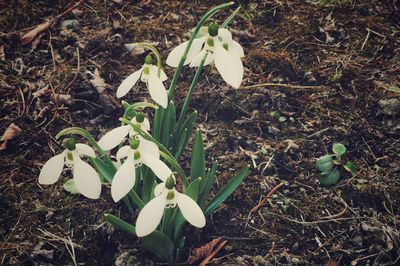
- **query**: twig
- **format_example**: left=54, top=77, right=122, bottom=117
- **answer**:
left=240, top=82, right=325, bottom=90
left=251, top=182, right=285, bottom=213
left=199, top=240, right=227, bottom=266
left=65, top=47, right=80, bottom=94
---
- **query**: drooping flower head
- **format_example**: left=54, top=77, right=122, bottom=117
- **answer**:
left=38, top=138, right=101, bottom=199
left=111, top=135, right=172, bottom=202
left=166, top=22, right=244, bottom=88
left=135, top=175, right=206, bottom=237
left=98, top=112, right=150, bottom=151
left=117, top=54, right=168, bottom=108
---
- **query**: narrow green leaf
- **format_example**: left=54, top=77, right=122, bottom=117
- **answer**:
left=142, top=230, right=175, bottom=263
left=173, top=111, right=197, bottom=159
left=105, top=214, right=135, bottom=234
left=90, top=157, right=115, bottom=182
left=221, top=6, right=241, bottom=28
left=205, top=166, right=249, bottom=216
left=161, top=100, right=175, bottom=148
left=198, top=162, right=218, bottom=209
left=190, top=130, right=206, bottom=183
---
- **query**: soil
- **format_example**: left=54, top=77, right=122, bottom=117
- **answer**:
left=1, top=0, right=399, bottom=265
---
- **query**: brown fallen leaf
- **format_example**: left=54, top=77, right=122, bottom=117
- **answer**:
left=21, top=21, right=51, bottom=45
left=32, top=85, right=50, bottom=98
left=187, top=237, right=224, bottom=264
left=52, top=94, right=74, bottom=105
left=90, top=68, right=108, bottom=94
left=0, top=123, right=22, bottom=150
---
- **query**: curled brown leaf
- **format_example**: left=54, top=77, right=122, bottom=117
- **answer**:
left=21, top=21, right=51, bottom=45
left=0, top=123, right=22, bottom=150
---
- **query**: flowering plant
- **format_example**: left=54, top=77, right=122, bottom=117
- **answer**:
left=38, top=2, right=248, bottom=263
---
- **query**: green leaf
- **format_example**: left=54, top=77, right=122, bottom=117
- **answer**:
left=63, top=179, right=79, bottom=194
left=105, top=214, right=135, bottom=234
left=320, top=168, right=340, bottom=186
left=316, top=155, right=333, bottom=173
left=343, top=161, right=357, bottom=175
left=190, top=130, right=206, bottom=183
left=142, top=230, right=175, bottom=263
left=161, top=100, right=175, bottom=148
left=205, top=166, right=249, bottom=216
left=387, top=86, right=400, bottom=93
left=198, top=162, right=218, bottom=209
left=90, top=157, right=115, bottom=182
left=174, top=111, right=197, bottom=160
left=332, top=143, right=346, bottom=156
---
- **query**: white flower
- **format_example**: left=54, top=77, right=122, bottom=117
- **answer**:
left=166, top=24, right=244, bottom=89
left=38, top=139, right=101, bottom=199
left=135, top=177, right=206, bottom=237
left=116, top=55, right=168, bottom=108
left=98, top=114, right=150, bottom=151
left=111, top=136, right=172, bottom=202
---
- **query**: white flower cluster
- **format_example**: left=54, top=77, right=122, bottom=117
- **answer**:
left=38, top=23, right=244, bottom=237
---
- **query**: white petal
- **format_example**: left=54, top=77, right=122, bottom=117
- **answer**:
left=218, top=28, right=232, bottom=43
left=76, top=144, right=95, bottom=158
left=166, top=37, right=205, bottom=67
left=214, top=43, right=243, bottom=89
left=150, top=65, right=168, bottom=81
left=116, top=145, right=131, bottom=161
left=116, top=68, right=143, bottom=98
left=73, top=157, right=101, bottom=199
left=141, top=153, right=172, bottom=182
left=176, top=192, right=206, bottom=228
left=154, top=182, right=165, bottom=196
left=136, top=192, right=166, bottom=237
left=189, top=50, right=214, bottom=67
left=38, top=152, right=66, bottom=185
left=131, top=117, right=151, bottom=132
left=231, top=41, right=244, bottom=58
left=148, top=74, right=168, bottom=108
left=138, top=136, right=159, bottom=158
left=98, top=125, right=131, bottom=151
left=111, top=158, right=136, bottom=202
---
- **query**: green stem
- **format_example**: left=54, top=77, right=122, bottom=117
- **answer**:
left=221, top=6, right=241, bottom=28
left=167, top=1, right=234, bottom=99
left=176, top=52, right=208, bottom=132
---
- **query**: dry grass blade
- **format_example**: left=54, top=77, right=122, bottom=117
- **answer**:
left=199, top=240, right=227, bottom=266
left=38, top=228, right=84, bottom=250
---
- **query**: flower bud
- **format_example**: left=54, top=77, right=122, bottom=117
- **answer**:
left=165, top=176, right=175, bottom=189
left=130, top=138, right=140, bottom=149
left=208, top=22, right=219, bottom=37
left=65, top=138, right=76, bottom=151
left=136, top=113, right=145, bottom=123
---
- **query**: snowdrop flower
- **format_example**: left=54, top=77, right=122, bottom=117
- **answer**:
left=38, top=138, right=101, bottom=199
left=136, top=176, right=206, bottom=237
left=116, top=54, right=168, bottom=108
left=98, top=113, right=150, bottom=151
left=166, top=22, right=244, bottom=88
left=111, top=136, right=172, bottom=202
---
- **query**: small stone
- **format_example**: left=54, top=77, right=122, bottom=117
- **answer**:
left=61, top=19, right=80, bottom=29
left=378, top=98, right=400, bottom=116
left=115, top=250, right=138, bottom=266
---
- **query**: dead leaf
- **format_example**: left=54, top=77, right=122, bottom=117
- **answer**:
left=0, top=123, right=22, bottom=150
left=188, top=237, right=224, bottom=264
left=326, top=260, right=337, bottom=266
left=124, top=43, right=145, bottom=56
left=90, top=69, right=108, bottom=94
left=0, top=45, right=5, bottom=60
left=71, top=8, right=84, bottom=16
left=21, top=21, right=51, bottom=45
left=52, top=94, right=74, bottom=105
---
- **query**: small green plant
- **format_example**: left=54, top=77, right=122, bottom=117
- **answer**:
left=316, top=143, right=356, bottom=186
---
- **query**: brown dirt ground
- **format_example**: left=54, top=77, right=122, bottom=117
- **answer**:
left=1, top=0, right=399, bottom=265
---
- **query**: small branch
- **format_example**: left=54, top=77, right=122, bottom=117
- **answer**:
left=251, top=182, right=285, bottom=213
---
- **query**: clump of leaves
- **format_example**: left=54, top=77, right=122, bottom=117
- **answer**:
left=316, top=143, right=356, bottom=186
